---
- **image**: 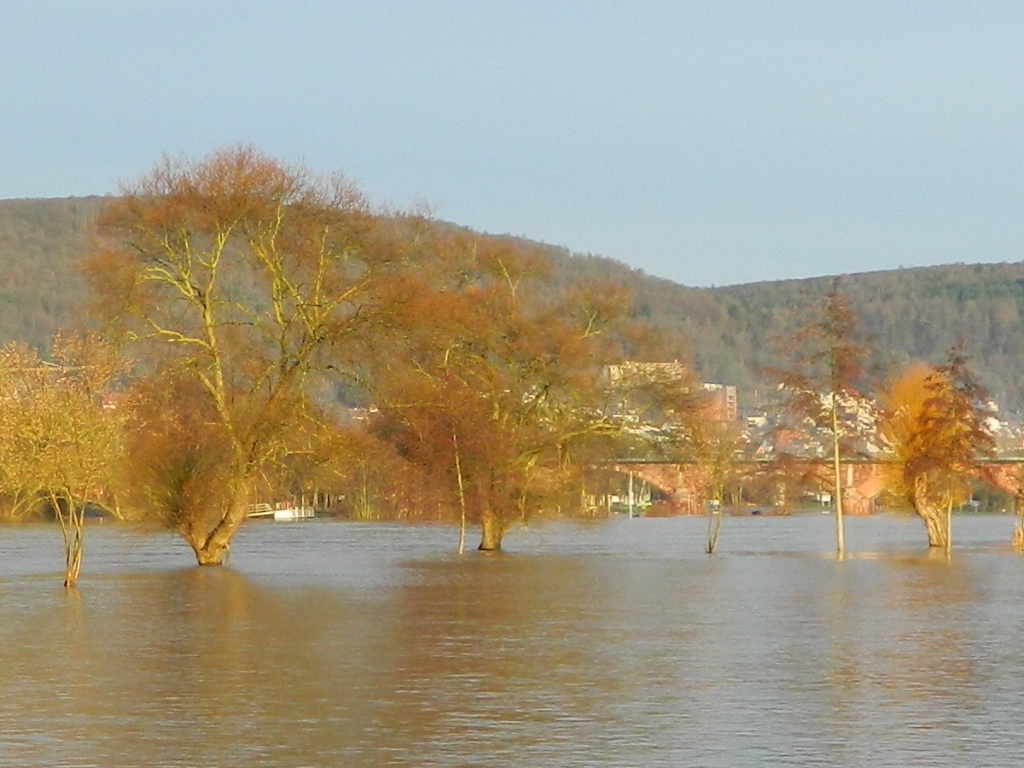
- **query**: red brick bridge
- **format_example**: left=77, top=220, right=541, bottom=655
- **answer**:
left=607, top=458, right=1023, bottom=515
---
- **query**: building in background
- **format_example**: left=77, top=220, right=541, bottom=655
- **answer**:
left=702, top=383, right=738, bottom=422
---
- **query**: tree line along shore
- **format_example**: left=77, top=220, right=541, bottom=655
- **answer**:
left=1, top=147, right=1022, bottom=586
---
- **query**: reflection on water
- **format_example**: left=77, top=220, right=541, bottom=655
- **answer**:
left=0, top=516, right=1022, bottom=767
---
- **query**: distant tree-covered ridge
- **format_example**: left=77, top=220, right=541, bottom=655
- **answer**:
left=2, top=196, right=1023, bottom=410
left=0, top=197, right=105, bottom=349
left=547, top=251, right=1024, bottom=411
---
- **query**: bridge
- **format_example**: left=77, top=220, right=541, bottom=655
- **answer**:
left=606, top=458, right=1024, bottom=515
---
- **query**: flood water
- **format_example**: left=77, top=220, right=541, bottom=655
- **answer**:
left=1, top=514, right=1022, bottom=767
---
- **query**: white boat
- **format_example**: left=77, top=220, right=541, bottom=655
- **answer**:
left=248, top=503, right=315, bottom=521
left=271, top=505, right=315, bottom=520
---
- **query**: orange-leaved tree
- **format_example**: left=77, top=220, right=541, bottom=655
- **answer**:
left=880, top=347, right=995, bottom=551
left=766, top=278, right=875, bottom=557
left=85, top=147, right=406, bottom=565
left=367, top=230, right=630, bottom=551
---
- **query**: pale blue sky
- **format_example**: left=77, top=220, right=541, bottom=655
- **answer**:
left=2, top=2, right=1021, bottom=287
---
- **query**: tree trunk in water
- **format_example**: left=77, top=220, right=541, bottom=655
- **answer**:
left=63, top=507, right=84, bottom=588
left=945, top=498, right=953, bottom=555
left=831, top=403, right=845, bottom=558
left=915, top=501, right=949, bottom=549
left=453, top=429, right=467, bottom=555
left=478, top=509, right=504, bottom=551
left=54, top=496, right=84, bottom=588
left=706, top=510, right=722, bottom=554
left=188, top=496, right=250, bottom=566
left=193, top=538, right=230, bottom=566
left=1014, top=494, right=1024, bottom=552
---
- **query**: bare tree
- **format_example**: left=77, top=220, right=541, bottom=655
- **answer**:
left=86, top=147, right=404, bottom=565
left=688, top=418, right=742, bottom=554
left=767, top=279, right=874, bottom=557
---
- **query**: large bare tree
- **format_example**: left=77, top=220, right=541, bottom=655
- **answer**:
left=86, top=147, right=403, bottom=565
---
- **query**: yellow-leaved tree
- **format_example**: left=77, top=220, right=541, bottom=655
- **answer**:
left=0, top=333, right=127, bottom=586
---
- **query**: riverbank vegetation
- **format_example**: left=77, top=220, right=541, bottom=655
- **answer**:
left=0, top=147, right=706, bottom=577
left=0, top=148, right=1021, bottom=582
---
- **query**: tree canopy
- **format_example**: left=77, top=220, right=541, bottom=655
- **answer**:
left=880, top=347, right=996, bottom=550
left=85, top=147, right=409, bottom=564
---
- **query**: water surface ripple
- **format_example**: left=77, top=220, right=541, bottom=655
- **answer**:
left=1, top=515, right=1021, bottom=767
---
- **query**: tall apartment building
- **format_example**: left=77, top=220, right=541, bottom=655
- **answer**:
left=701, top=383, right=738, bottom=422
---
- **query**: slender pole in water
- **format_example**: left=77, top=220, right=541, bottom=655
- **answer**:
left=706, top=496, right=722, bottom=555
left=453, top=429, right=467, bottom=555
left=945, top=496, right=953, bottom=556
left=1018, top=388, right=1024, bottom=551
left=831, top=394, right=845, bottom=558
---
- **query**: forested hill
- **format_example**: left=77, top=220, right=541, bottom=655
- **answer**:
left=0, top=196, right=105, bottom=349
left=3, top=197, right=1024, bottom=410
left=546, top=252, right=1024, bottom=410
left=707, top=265, right=1024, bottom=407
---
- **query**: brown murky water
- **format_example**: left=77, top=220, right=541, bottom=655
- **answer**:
left=1, top=514, right=1022, bottom=767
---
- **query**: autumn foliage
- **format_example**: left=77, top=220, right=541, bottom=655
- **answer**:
left=73, top=147, right=651, bottom=561
left=366, top=230, right=631, bottom=550
left=880, top=348, right=996, bottom=549
left=85, top=147, right=405, bottom=564
left=5, top=146, right=1020, bottom=578
left=0, top=333, right=127, bottom=585
left=766, top=280, right=875, bottom=555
